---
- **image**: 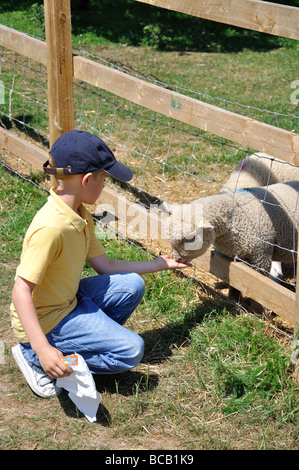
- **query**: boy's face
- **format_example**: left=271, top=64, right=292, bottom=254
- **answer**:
left=82, top=170, right=108, bottom=205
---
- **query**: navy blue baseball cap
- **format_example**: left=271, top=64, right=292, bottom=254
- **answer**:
left=43, top=130, right=133, bottom=182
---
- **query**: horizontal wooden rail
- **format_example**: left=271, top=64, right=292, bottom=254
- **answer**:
left=134, top=0, right=299, bottom=40
left=0, top=25, right=47, bottom=65
left=0, top=127, right=48, bottom=170
left=194, top=250, right=295, bottom=325
left=73, top=55, right=299, bottom=165
left=0, top=24, right=298, bottom=165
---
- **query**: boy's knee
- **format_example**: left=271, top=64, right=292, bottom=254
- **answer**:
left=109, top=333, right=144, bottom=372
left=127, top=272, right=145, bottom=300
left=130, top=334, right=145, bottom=368
left=135, top=273, right=145, bottom=295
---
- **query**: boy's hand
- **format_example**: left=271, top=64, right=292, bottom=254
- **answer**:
left=37, top=344, right=73, bottom=379
left=155, top=254, right=192, bottom=271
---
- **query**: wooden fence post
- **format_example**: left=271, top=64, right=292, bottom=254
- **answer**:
left=296, top=245, right=299, bottom=336
left=44, top=0, right=74, bottom=149
left=293, top=231, right=299, bottom=382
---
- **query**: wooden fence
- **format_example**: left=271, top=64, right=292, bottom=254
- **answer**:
left=0, top=0, right=298, bottom=334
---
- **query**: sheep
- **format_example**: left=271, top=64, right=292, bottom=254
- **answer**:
left=220, top=154, right=299, bottom=279
left=168, top=181, right=299, bottom=280
left=161, top=152, right=299, bottom=279
left=220, top=152, right=299, bottom=193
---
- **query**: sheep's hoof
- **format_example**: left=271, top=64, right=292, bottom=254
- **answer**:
left=228, top=287, right=241, bottom=301
left=215, top=281, right=229, bottom=290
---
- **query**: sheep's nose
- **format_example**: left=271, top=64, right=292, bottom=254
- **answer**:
left=179, top=255, right=191, bottom=264
left=172, top=249, right=181, bottom=260
left=172, top=250, right=190, bottom=264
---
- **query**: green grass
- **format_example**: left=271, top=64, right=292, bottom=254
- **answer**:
left=0, top=167, right=47, bottom=262
left=1, top=0, right=298, bottom=51
left=190, top=312, right=298, bottom=420
left=0, top=1, right=298, bottom=122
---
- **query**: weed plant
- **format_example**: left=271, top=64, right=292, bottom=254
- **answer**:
left=189, top=311, right=298, bottom=422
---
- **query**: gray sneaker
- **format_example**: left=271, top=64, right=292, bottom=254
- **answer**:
left=12, top=344, right=62, bottom=398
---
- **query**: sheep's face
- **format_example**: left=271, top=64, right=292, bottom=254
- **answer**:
left=170, top=225, right=214, bottom=262
left=167, top=203, right=215, bottom=263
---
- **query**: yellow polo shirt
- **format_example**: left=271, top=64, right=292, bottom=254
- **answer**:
left=10, top=188, right=105, bottom=343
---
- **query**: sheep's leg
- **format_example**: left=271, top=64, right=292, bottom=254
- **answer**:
left=228, top=286, right=242, bottom=302
left=269, top=261, right=283, bottom=282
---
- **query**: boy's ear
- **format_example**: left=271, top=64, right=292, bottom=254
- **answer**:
left=81, top=172, right=93, bottom=187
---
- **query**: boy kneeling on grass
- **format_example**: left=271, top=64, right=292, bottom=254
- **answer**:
left=10, top=130, right=190, bottom=399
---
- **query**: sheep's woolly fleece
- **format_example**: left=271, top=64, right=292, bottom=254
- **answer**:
left=168, top=180, right=299, bottom=276
left=220, top=152, right=299, bottom=193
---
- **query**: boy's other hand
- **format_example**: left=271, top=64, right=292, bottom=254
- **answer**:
left=37, top=344, right=73, bottom=379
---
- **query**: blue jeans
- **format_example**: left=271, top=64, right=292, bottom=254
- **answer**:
left=20, top=272, right=145, bottom=375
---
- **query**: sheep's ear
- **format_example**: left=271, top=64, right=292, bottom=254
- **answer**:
left=197, top=218, right=214, bottom=230
left=203, top=222, right=214, bottom=231
left=159, top=201, right=177, bottom=214
left=183, top=231, right=199, bottom=250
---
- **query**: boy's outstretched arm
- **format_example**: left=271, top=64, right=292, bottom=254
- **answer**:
left=12, top=276, right=72, bottom=379
left=87, top=253, right=192, bottom=275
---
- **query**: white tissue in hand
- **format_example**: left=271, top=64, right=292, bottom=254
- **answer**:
left=57, top=354, right=101, bottom=423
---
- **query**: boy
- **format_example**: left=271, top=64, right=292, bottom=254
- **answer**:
left=11, top=129, right=190, bottom=398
